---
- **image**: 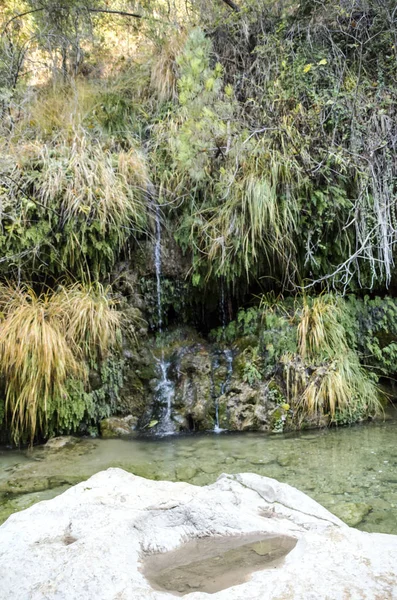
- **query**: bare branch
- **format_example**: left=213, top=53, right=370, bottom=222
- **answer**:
left=86, top=8, right=142, bottom=19
left=1, top=9, right=44, bottom=36
left=2, top=6, right=144, bottom=37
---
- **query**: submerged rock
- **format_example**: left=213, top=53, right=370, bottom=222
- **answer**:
left=0, top=469, right=396, bottom=599
left=175, top=466, right=198, bottom=481
left=45, top=436, right=80, bottom=451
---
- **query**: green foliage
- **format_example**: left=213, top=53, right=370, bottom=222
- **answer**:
left=285, top=295, right=381, bottom=424
left=170, top=28, right=236, bottom=182
left=1, top=0, right=397, bottom=440
left=47, top=354, right=125, bottom=437
left=241, top=346, right=262, bottom=385
left=139, top=277, right=192, bottom=330
left=261, top=311, right=297, bottom=376
left=2, top=2, right=397, bottom=294
left=1, top=127, right=148, bottom=279
left=347, top=296, right=397, bottom=376
left=211, top=293, right=382, bottom=427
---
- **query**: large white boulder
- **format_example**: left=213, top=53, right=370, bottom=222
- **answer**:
left=0, top=468, right=396, bottom=599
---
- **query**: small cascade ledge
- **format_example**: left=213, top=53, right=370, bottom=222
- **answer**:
left=1, top=469, right=397, bottom=599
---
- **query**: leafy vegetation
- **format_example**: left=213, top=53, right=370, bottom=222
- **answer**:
left=213, top=294, right=382, bottom=426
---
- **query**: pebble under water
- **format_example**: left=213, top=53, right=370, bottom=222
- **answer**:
left=1, top=409, right=397, bottom=534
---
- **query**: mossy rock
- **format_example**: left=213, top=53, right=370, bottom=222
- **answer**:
left=0, top=477, right=51, bottom=495
left=331, top=502, right=373, bottom=527
left=0, top=502, right=15, bottom=526
left=100, top=416, right=137, bottom=438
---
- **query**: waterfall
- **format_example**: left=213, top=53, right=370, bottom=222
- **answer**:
left=152, top=200, right=176, bottom=435
left=155, top=359, right=176, bottom=436
left=212, top=277, right=233, bottom=432
left=212, top=349, right=233, bottom=433
left=219, top=276, right=227, bottom=330
left=154, top=202, right=163, bottom=332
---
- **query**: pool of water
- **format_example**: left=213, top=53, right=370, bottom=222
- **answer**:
left=142, top=533, right=297, bottom=596
left=1, top=409, right=397, bottom=533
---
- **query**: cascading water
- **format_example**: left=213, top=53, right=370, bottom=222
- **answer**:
left=212, top=279, right=233, bottom=432
left=153, top=201, right=176, bottom=435
left=212, top=348, right=234, bottom=433
left=155, top=359, right=176, bottom=435
left=154, top=202, right=163, bottom=331
left=219, top=276, right=227, bottom=329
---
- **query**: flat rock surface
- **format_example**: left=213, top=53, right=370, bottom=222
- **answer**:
left=0, top=468, right=396, bottom=599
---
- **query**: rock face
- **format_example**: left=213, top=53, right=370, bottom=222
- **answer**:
left=139, top=330, right=279, bottom=433
left=1, top=469, right=397, bottom=600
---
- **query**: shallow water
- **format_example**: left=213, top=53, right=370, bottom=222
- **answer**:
left=142, top=533, right=297, bottom=595
left=1, top=409, right=397, bottom=533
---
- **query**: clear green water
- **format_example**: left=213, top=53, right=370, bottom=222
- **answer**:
left=1, top=410, right=397, bottom=533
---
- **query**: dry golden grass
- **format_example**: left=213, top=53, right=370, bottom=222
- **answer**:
left=1, top=127, right=149, bottom=275
left=33, top=131, right=148, bottom=227
left=0, top=282, right=121, bottom=444
left=188, top=146, right=301, bottom=282
left=150, top=29, right=187, bottom=102
left=282, top=295, right=381, bottom=423
left=57, top=282, right=121, bottom=361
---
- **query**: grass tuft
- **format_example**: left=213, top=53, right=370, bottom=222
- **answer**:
left=0, top=282, right=121, bottom=444
left=283, top=295, right=381, bottom=424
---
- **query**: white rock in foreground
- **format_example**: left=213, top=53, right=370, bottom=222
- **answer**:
left=0, top=468, right=396, bottom=599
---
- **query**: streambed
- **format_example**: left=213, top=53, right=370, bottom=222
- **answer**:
left=1, top=410, right=397, bottom=534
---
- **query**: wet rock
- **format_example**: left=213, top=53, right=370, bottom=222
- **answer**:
left=226, top=382, right=271, bottom=431
left=99, top=416, right=138, bottom=438
left=0, top=473, right=83, bottom=496
left=173, top=343, right=214, bottom=430
left=136, top=235, right=190, bottom=279
left=331, top=502, right=373, bottom=527
left=200, top=464, right=221, bottom=475
left=190, top=473, right=214, bottom=486
left=381, top=492, right=397, bottom=505
left=119, top=345, right=155, bottom=419
left=1, top=470, right=397, bottom=599
left=0, top=485, right=71, bottom=526
left=370, top=497, right=390, bottom=511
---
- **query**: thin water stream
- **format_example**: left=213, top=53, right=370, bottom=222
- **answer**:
left=151, top=199, right=176, bottom=434
left=212, top=349, right=234, bottom=433
left=1, top=411, right=397, bottom=533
